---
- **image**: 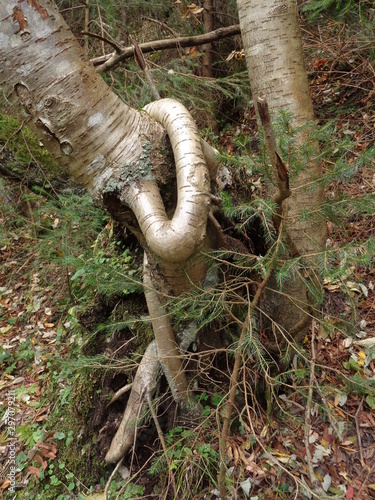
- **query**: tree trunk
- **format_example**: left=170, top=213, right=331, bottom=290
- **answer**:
left=0, top=0, right=217, bottom=462
left=237, top=0, right=326, bottom=336
left=202, top=0, right=214, bottom=78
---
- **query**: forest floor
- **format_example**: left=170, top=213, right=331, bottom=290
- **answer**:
left=1, top=12, right=375, bottom=500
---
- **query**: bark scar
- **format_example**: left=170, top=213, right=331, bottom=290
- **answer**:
left=12, top=6, right=27, bottom=32
left=26, top=0, right=49, bottom=19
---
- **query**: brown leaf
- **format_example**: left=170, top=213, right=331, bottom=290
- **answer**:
left=28, top=465, right=41, bottom=478
left=1, top=479, right=11, bottom=490
left=38, top=448, right=56, bottom=459
left=34, top=454, right=48, bottom=470
left=346, top=484, right=354, bottom=499
left=36, top=441, right=57, bottom=453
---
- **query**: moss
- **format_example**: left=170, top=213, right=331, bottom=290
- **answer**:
left=0, top=113, right=64, bottom=179
left=51, top=370, right=105, bottom=479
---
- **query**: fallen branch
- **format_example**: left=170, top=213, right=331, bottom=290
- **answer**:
left=90, top=25, right=241, bottom=71
left=304, top=321, right=327, bottom=496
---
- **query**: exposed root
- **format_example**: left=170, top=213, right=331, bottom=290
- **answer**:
left=104, top=340, right=160, bottom=463
left=106, top=383, right=133, bottom=408
left=143, top=254, right=190, bottom=405
left=106, top=253, right=199, bottom=463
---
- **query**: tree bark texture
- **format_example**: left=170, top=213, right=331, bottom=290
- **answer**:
left=0, top=0, right=217, bottom=461
left=237, top=0, right=326, bottom=334
left=0, top=1, right=163, bottom=204
left=237, top=0, right=326, bottom=255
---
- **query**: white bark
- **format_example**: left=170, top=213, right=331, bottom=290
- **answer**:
left=105, top=341, right=161, bottom=463
left=0, top=0, right=217, bottom=463
left=127, top=100, right=211, bottom=262
left=237, top=0, right=326, bottom=255
left=0, top=1, right=160, bottom=203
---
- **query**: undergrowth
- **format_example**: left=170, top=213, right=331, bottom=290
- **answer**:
left=1, top=2, right=374, bottom=499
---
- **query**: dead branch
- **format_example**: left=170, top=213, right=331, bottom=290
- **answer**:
left=90, top=25, right=241, bottom=72
left=218, top=270, right=272, bottom=498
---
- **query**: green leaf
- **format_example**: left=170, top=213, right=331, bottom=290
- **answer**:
left=366, top=395, right=375, bottom=409
left=343, top=357, right=360, bottom=372
left=54, top=431, right=65, bottom=440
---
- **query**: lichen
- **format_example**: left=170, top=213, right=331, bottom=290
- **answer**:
left=103, top=140, right=155, bottom=196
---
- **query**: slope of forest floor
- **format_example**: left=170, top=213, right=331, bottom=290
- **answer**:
left=1, top=11, right=375, bottom=500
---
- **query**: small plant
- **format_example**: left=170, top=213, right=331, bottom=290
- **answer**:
left=149, top=426, right=219, bottom=497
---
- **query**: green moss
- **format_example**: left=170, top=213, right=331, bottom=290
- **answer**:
left=0, top=113, right=63, bottom=178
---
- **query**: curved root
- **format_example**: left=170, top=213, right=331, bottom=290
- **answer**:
left=104, top=341, right=160, bottom=463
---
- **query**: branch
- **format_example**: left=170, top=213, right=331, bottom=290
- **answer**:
left=143, top=254, right=189, bottom=405
left=218, top=270, right=272, bottom=497
left=256, top=95, right=299, bottom=257
left=126, top=99, right=211, bottom=263
left=256, top=95, right=291, bottom=210
left=91, top=25, right=241, bottom=72
left=81, top=30, right=123, bottom=53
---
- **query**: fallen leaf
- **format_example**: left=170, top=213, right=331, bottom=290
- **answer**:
left=334, top=394, right=347, bottom=407
left=356, top=337, right=375, bottom=348
left=322, top=473, right=331, bottom=492
left=346, top=484, right=354, bottom=498
left=357, top=351, right=366, bottom=367
left=240, top=477, right=252, bottom=497
left=34, top=454, right=48, bottom=470
left=0, top=325, right=12, bottom=334
left=342, top=338, right=353, bottom=348
left=28, top=465, right=41, bottom=478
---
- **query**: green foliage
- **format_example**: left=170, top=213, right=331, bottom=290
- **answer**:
left=303, top=0, right=373, bottom=20
left=16, top=423, right=45, bottom=449
left=149, top=426, right=219, bottom=495
left=69, top=237, right=143, bottom=302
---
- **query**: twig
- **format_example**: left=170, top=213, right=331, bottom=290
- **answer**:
left=218, top=272, right=272, bottom=498
left=128, top=34, right=161, bottom=100
left=355, top=396, right=364, bottom=464
left=208, top=211, right=229, bottom=249
left=304, top=320, right=324, bottom=493
left=104, top=456, right=124, bottom=500
left=143, top=17, right=179, bottom=37
left=357, top=462, right=375, bottom=497
left=0, top=120, right=24, bottom=156
left=83, top=0, right=90, bottom=57
left=81, top=30, right=123, bottom=53
left=146, top=391, right=176, bottom=495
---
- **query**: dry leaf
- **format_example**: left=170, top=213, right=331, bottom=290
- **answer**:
left=28, top=465, right=41, bottom=478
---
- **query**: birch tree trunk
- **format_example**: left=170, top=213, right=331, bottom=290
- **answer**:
left=0, top=0, right=217, bottom=462
left=237, top=0, right=326, bottom=337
